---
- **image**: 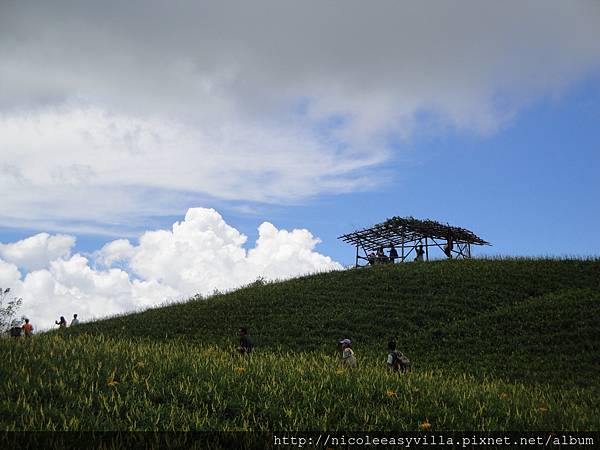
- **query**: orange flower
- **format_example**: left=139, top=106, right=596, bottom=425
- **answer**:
left=419, top=419, right=431, bottom=430
left=235, top=367, right=246, bottom=374
left=499, top=392, right=510, bottom=400
left=107, top=379, right=119, bottom=387
left=386, top=390, right=397, bottom=398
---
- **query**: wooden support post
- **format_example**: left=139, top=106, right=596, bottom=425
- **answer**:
left=355, top=242, right=359, bottom=268
left=425, top=237, right=429, bottom=261
left=401, top=228, right=405, bottom=262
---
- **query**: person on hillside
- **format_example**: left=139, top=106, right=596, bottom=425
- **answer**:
left=9, top=326, right=22, bottom=339
left=386, top=341, right=411, bottom=373
left=367, top=251, right=376, bottom=266
left=70, top=314, right=79, bottom=326
left=236, top=327, right=252, bottom=354
left=389, top=244, right=398, bottom=263
left=414, top=244, right=425, bottom=262
left=55, top=316, right=67, bottom=329
left=22, top=318, right=33, bottom=337
left=444, top=233, right=454, bottom=259
left=339, top=338, right=357, bottom=368
left=376, top=246, right=387, bottom=264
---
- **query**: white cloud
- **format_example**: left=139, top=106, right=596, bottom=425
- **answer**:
left=102, top=207, right=342, bottom=293
left=0, top=105, right=387, bottom=228
left=94, top=239, right=135, bottom=267
left=2, top=208, right=342, bottom=330
left=0, top=233, right=75, bottom=271
left=247, top=222, right=339, bottom=280
left=0, top=259, right=21, bottom=289
left=0, top=1, right=599, bottom=230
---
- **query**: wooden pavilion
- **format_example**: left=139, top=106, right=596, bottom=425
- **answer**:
left=338, top=216, right=490, bottom=267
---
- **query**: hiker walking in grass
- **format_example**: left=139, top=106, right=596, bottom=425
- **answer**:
left=70, top=314, right=79, bottom=326
left=339, top=338, right=357, bottom=368
left=236, top=327, right=252, bottom=354
left=387, top=341, right=411, bottom=373
left=55, top=316, right=67, bottom=329
left=22, top=318, right=33, bottom=337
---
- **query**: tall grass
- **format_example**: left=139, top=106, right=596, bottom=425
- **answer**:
left=1, top=335, right=597, bottom=431
left=1, top=259, right=598, bottom=431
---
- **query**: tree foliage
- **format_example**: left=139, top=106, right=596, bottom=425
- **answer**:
left=0, top=287, right=23, bottom=333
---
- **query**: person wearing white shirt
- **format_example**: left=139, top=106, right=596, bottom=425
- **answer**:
left=70, top=314, right=79, bottom=326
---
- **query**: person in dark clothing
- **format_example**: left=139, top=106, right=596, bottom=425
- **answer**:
left=444, top=233, right=454, bottom=258
left=376, top=246, right=388, bottom=264
left=388, top=244, right=398, bottom=263
left=237, top=327, right=252, bottom=354
left=55, top=316, right=67, bottom=329
left=9, top=326, right=22, bottom=338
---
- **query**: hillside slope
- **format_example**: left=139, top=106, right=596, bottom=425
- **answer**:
left=69, top=259, right=600, bottom=385
left=2, top=258, right=599, bottom=432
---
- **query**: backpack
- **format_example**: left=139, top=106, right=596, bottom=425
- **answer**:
left=390, top=350, right=410, bottom=372
left=10, top=326, right=22, bottom=338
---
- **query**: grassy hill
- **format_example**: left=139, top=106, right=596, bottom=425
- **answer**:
left=1, top=258, right=599, bottom=431
left=70, top=258, right=599, bottom=385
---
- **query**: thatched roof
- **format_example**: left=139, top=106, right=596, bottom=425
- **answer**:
left=338, top=216, right=490, bottom=251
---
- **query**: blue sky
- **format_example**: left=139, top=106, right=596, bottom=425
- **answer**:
left=1, top=1, right=599, bottom=326
left=200, top=75, right=600, bottom=265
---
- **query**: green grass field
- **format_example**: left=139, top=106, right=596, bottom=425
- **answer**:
left=1, top=259, right=599, bottom=431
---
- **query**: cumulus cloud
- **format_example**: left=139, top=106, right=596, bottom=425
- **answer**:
left=100, top=208, right=342, bottom=293
left=2, top=208, right=342, bottom=330
left=95, top=239, right=135, bottom=267
left=0, top=233, right=75, bottom=271
left=0, top=258, right=21, bottom=288
left=0, top=1, right=599, bottom=231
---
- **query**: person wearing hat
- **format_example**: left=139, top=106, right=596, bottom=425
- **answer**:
left=339, top=338, right=357, bottom=368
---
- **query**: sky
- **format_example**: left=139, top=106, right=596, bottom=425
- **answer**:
left=1, top=1, right=599, bottom=329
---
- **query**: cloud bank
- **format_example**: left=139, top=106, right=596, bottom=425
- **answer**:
left=0, top=208, right=342, bottom=330
left=1, top=1, right=599, bottom=231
